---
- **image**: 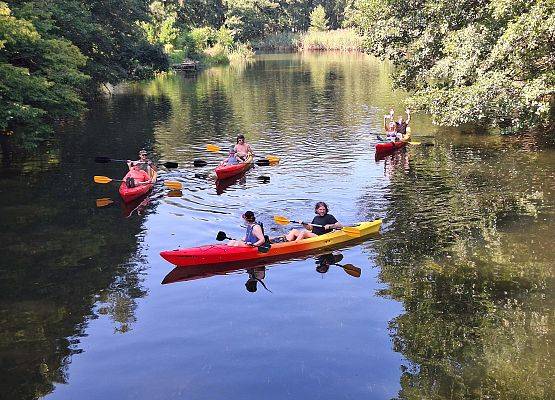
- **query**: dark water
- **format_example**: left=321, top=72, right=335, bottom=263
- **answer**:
left=1, top=53, right=553, bottom=400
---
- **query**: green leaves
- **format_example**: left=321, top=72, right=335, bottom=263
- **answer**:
left=353, top=0, right=555, bottom=134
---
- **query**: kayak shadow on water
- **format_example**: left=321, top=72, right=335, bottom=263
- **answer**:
left=215, top=173, right=270, bottom=195
left=161, top=251, right=361, bottom=289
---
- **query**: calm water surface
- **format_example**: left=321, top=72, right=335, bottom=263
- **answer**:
left=1, top=53, right=553, bottom=400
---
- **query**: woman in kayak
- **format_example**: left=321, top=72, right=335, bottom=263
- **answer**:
left=285, top=202, right=342, bottom=242
left=383, top=113, right=398, bottom=141
left=123, top=162, right=152, bottom=188
left=234, top=134, right=254, bottom=159
left=127, top=149, right=157, bottom=173
left=220, top=146, right=245, bottom=166
left=228, top=211, right=266, bottom=247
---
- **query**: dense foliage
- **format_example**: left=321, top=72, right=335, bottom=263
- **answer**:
left=0, top=0, right=167, bottom=148
left=349, top=0, right=555, bottom=133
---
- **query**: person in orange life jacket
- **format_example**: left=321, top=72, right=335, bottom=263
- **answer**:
left=227, top=211, right=266, bottom=247
left=127, top=149, right=156, bottom=174
left=123, top=162, right=152, bottom=188
left=285, top=202, right=342, bottom=242
left=395, top=108, right=411, bottom=140
left=220, top=146, right=245, bottom=166
left=234, top=134, right=254, bottom=159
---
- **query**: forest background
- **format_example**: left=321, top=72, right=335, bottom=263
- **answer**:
left=1, top=0, right=553, bottom=150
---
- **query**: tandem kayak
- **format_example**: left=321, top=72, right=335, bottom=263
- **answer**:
left=375, top=127, right=412, bottom=157
left=215, top=154, right=253, bottom=180
left=160, top=219, right=382, bottom=267
left=118, top=169, right=157, bottom=203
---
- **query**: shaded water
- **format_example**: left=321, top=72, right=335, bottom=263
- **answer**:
left=1, top=53, right=553, bottom=399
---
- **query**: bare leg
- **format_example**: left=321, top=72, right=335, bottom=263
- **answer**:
left=294, top=230, right=317, bottom=242
left=227, top=240, right=248, bottom=247
left=286, top=229, right=302, bottom=242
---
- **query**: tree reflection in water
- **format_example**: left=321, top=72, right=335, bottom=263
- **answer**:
left=365, top=137, right=554, bottom=399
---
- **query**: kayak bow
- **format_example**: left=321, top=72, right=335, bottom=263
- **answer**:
left=215, top=154, right=254, bottom=180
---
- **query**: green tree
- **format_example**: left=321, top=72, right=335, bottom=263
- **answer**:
left=0, top=2, right=88, bottom=148
left=309, top=4, right=329, bottom=31
left=352, top=0, right=555, bottom=134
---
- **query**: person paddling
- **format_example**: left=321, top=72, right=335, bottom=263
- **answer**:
left=285, top=202, right=342, bottom=242
left=123, top=162, right=152, bottom=188
left=127, top=149, right=157, bottom=174
left=228, top=211, right=266, bottom=247
left=234, top=134, right=254, bottom=159
left=220, top=146, right=245, bottom=166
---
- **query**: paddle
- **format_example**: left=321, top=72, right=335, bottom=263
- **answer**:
left=93, top=175, right=183, bottom=190
left=273, top=215, right=361, bottom=237
left=95, top=198, right=114, bottom=208
left=94, top=156, right=178, bottom=168
left=376, top=135, right=434, bottom=147
left=206, top=144, right=280, bottom=163
left=216, top=231, right=271, bottom=253
left=193, top=158, right=272, bottom=167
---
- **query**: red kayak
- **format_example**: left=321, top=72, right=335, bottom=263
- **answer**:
left=215, top=154, right=253, bottom=180
left=375, top=140, right=408, bottom=156
left=119, top=169, right=157, bottom=203
left=375, top=127, right=412, bottom=157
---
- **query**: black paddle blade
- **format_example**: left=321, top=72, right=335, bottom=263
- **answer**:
left=255, top=159, right=270, bottom=166
left=424, top=143, right=435, bottom=147
left=216, top=231, right=228, bottom=241
left=94, top=156, right=111, bottom=163
left=194, top=159, right=208, bottom=167
left=162, top=161, right=178, bottom=168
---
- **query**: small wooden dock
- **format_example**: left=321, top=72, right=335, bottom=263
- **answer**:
left=171, top=58, right=200, bottom=72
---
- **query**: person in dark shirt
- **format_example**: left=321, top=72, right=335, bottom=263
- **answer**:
left=285, top=202, right=342, bottom=242
left=395, top=108, right=411, bottom=140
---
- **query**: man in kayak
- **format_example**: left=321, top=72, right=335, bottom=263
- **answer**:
left=234, top=134, right=254, bottom=159
left=220, top=146, right=245, bottom=166
left=123, top=162, right=152, bottom=188
left=285, top=202, right=343, bottom=242
left=228, top=211, right=266, bottom=247
left=127, top=149, right=157, bottom=174
left=395, top=109, right=411, bottom=140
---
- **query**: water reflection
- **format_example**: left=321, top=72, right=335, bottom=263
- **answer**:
left=162, top=251, right=358, bottom=289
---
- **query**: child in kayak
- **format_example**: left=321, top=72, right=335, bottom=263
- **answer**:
left=123, top=162, right=152, bottom=188
left=220, top=146, right=245, bottom=166
left=228, top=211, right=266, bottom=247
left=285, top=202, right=343, bottom=242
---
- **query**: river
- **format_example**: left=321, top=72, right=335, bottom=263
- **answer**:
left=1, top=52, right=553, bottom=400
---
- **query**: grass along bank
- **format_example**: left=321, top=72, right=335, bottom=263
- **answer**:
left=253, top=29, right=363, bottom=52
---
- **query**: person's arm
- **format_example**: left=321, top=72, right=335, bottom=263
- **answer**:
left=127, top=160, right=133, bottom=170
left=405, top=108, right=411, bottom=124
left=247, top=144, right=254, bottom=156
left=149, top=160, right=157, bottom=172
left=324, top=216, right=342, bottom=231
